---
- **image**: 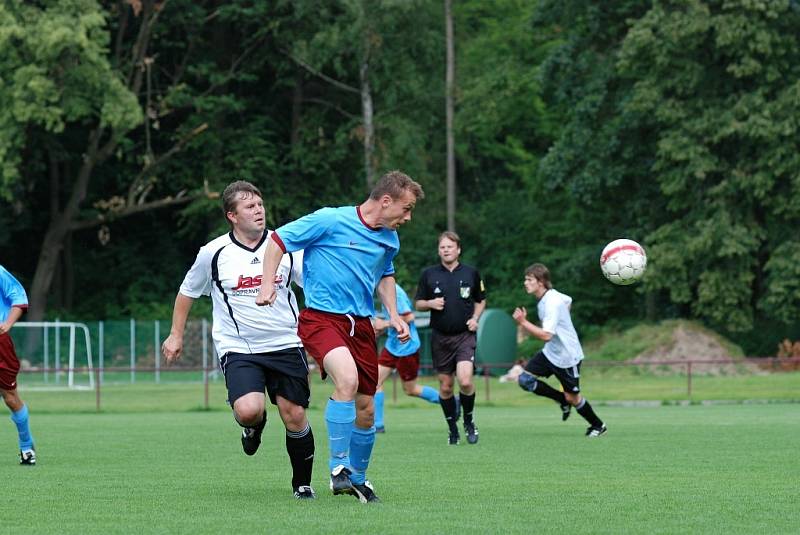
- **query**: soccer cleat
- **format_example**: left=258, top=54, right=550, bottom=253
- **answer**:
left=448, top=430, right=460, bottom=445
left=351, top=480, right=380, bottom=504
left=464, top=422, right=479, bottom=445
left=586, top=424, right=608, bottom=438
left=375, top=426, right=386, bottom=434
left=561, top=403, right=572, bottom=422
left=241, top=411, right=267, bottom=456
left=293, top=485, right=316, bottom=499
left=329, top=464, right=355, bottom=496
left=19, top=448, right=36, bottom=466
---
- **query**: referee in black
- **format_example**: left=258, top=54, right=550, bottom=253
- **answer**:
left=416, top=231, right=486, bottom=445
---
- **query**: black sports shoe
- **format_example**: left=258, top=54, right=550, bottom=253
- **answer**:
left=351, top=480, right=380, bottom=503
left=293, top=485, right=316, bottom=499
left=19, top=448, right=36, bottom=466
left=329, top=464, right=355, bottom=495
left=585, top=424, right=608, bottom=438
left=464, top=422, right=479, bottom=445
left=375, top=426, right=386, bottom=434
left=448, top=430, right=460, bottom=445
left=560, top=403, right=572, bottom=422
left=241, top=411, right=267, bottom=456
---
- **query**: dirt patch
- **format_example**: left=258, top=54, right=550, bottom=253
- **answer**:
left=630, top=323, right=758, bottom=376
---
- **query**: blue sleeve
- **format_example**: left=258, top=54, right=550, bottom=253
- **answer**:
left=276, top=208, right=335, bottom=252
left=396, top=287, right=412, bottom=315
left=382, top=246, right=397, bottom=277
left=1, top=268, right=28, bottom=306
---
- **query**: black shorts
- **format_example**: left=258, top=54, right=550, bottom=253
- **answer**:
left=431, top=330, right=476, bottom=375
left=524, top=351, right=581, bottom=394
left=220, top=348, right=311, bottom=408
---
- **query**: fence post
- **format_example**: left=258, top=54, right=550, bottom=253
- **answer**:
left=130, top=318, right=136, bottom=384
left=55, top=318, right=60, bottom=384
left=202, top=318, right=209, bottom=410
left=99, top=321, right=104, bottom=382
left=43, top=324, right=49, bottom=384
left=687, top=361, right=692, bottom=398
left=154, top=320, right=160, bottom=384
left=95, top=365, right=102, bottom=413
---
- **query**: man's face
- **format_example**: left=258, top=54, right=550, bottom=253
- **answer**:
left=228, top=192, right=265, bottom=234
left=523, top=275, right=540, bottom=295
left=438, top=237, right=460, bottom=264
left=381, top=190, right=417, bottom=229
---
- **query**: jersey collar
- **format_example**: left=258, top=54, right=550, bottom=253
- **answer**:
left=229, top=229, right=269, bottom=253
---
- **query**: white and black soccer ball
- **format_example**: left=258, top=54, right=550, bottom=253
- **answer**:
left=600, top=239, right=647, bottom=285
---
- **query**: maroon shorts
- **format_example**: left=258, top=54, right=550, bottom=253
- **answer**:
left=0, top=332, right=21, bottom=390
left=297, top=308, right=378, bottom=396
left=378, top=348, right=421, bottom=382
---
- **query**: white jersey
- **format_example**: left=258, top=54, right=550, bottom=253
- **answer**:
left=537, top=288, right=584, bottom=368
left=179, top=230, right=303, bottom=358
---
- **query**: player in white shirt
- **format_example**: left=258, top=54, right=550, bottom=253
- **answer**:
left=161, top=181, right=316, bottom=498
left=512, top=263, right=607, bottom=437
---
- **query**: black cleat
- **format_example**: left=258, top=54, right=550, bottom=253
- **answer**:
left=464, top=422, right=479, bottom=445
left=561, top=403, right=572, bottom=422
left=293, top=485, right=316, bottom=499
left=351, top=480, right=380, bottom=503
left=586, top=424, right=608, bottom=438
left=19, top=448, right=36, bottom=466
left=448, top=430, right=460, bottom=445
left=241, top=411, right=267, bottom=456
left=375, top=426, right=386, bottom=434
left=329, top=465, right=356, bottom=495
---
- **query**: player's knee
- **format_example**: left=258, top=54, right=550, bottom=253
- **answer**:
left=280, top=404, right=306, bottom=428
left=518, top=373, right=537, bottom=392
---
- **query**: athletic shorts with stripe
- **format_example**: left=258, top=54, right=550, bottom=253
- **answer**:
left=220, top=347, right=311, bottom=407
left=297, top=308, right=379, bottom=396
left=0, top=333, right=21, bottom=390
left=524, top=350, right=581, bottom=394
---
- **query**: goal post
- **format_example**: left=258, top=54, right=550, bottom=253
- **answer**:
left=14, top=321, right=95, bottom=389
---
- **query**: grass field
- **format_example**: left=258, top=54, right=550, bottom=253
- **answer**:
left=3, top=376, right=799, bottom=534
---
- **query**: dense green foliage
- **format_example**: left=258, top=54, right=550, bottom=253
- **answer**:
left=1, top=0, right=799, bottom=354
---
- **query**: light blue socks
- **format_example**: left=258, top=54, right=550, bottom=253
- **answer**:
left=11, top=404, right=33, bottom=451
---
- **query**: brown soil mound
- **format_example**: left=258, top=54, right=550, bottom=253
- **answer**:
left=631, top=323, right=757, bottom=376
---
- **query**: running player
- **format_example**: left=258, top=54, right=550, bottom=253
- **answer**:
left=256, top=170, right=424, bottom=504
left=0, top=265, right=35, bottom=465
left=162, top=181, right=316, bottom=499
left=372, top=283, right=439, bottom=433
left=513, top=263, right=607, bottom=437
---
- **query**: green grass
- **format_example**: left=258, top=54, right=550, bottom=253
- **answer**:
left=3, top=401, right=799, bottom=534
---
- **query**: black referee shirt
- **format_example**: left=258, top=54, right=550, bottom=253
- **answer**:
left=415, top=263, right=485, bottom=335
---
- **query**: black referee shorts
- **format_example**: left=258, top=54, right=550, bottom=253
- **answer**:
left=220, top=347, right=311, bottom=407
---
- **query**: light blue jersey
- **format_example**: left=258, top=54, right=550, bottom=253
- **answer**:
left=380, top=285, right=420, bottom=356
left=0, top=266, right=28, bottom=323
left=275, top=206, right=398, bottom=317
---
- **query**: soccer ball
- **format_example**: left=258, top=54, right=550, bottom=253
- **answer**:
left=600, top=239, right=647, bottom=285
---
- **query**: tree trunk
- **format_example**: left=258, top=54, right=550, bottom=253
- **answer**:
left=27, top=129, right=107, bottom=321
left=444, top=0, right=456, bottom=231
left=360, top=56, right=375, bottom=189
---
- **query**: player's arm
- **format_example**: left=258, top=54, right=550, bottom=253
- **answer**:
left=378, top=276, right=410, bottom=342
left=466, top=299, right=486, bottom=332
left=162, top=293, right=195, bottom=362
left=512, top=307, right=553, bottom=342
left=0, top=305, right=25, bottom=335
left=256, top=236, right=285, bottom=306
